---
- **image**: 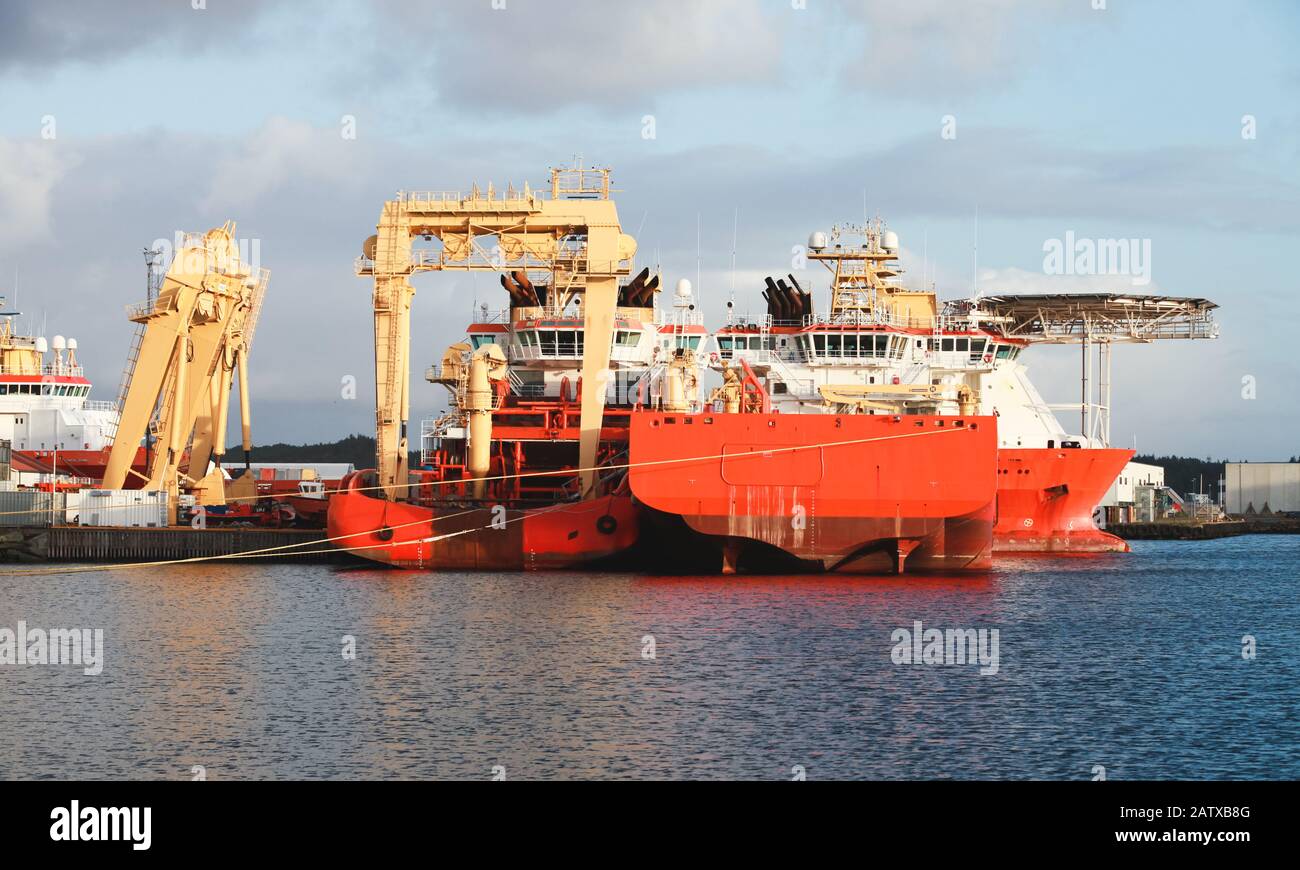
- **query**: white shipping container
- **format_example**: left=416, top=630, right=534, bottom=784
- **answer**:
left=0, top=490, right=65, bottom=526
left=62, top=490, right=82, bottom=524
left=78, top=489, right=169, bottom=528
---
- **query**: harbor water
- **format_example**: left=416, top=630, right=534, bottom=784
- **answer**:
left=1, top=536, right=1297, bottom=780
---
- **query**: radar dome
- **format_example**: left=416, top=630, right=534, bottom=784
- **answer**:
left=808, top=231, right=828, bottom=251
left=35, top=337, right=48, bottom=354
left=675, top=278, right=693, bottom=299
left=67, top=338, right=78, bottom=350
left=52, top=335, right=66, bottom=350
left=882, top=230, right=899, bottom=253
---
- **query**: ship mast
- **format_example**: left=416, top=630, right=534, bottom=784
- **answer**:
left=811, top=221, right=904, bottom=321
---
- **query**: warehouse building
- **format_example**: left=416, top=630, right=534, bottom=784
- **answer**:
left=1224, top=462, right=1300, bottom=515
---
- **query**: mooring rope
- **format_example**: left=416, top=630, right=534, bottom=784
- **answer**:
left=0, top=423, right=975, bottom=576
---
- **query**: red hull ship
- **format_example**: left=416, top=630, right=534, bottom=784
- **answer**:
left=328, top=477, right=638, bottom=569
left=994, top=447, right=1134, bottom=552
left=706, top=222, right=1217, bottom=557
left=10, top=446, right=149, bottom=484
left=328, top=168, right=665, bottom=570
left=630, top=410, right=997, bottom=574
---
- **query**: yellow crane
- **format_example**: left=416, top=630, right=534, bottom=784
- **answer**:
left=102, top=223, right=266, bottom=521
left=358, top=167, right=636, bottom=500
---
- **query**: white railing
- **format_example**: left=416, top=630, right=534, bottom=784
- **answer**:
left=124, top=299, right=155, bottom=320
left=83, top=401, right=119, bottom=413
left=804, top=309, right=935, bottom=330
left=754, top=350, right=817, bottom=398
left=0, top=364, right=85, bottom=377
left=400, top=188, right=545, bottom=207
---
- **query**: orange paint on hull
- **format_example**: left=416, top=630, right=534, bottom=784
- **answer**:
left=993, top=447, right=1134, bottom=553
left=12, top=447, right=149, bottom=486
left=630, top=412, right=998, bottom=574
left=326, top=473, right=640, bottom=570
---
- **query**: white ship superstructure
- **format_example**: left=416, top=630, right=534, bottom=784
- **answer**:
left=0, top=307, right=118, bottom=453
left=420, top=269, right=707, bottom=464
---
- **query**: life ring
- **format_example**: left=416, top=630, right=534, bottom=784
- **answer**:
left=983, top=354, right=993, bottom=363
left=376, top=526, right=395, bottom=541
left=709, top=351, right=720, bottom=364
left=596, top=514, right=618, bottom=535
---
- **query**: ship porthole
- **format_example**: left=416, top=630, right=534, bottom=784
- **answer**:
left=596, top=515, right=618, bottom=535
left=377, top=526, right=394, bottom=541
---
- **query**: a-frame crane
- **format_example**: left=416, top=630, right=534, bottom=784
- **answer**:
left=357, top=167, right=636, bottom=501
left=103, top=223, right=266, bottom=521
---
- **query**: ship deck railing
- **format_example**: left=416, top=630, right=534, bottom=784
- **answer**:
left=0, top=363, right=86, bottom=378
left=727, top=311, right=935, bottom=331
left=469, top=304, right=660, bottom=325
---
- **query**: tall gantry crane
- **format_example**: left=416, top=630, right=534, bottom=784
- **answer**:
left=357, top=167, right=637, bottom=500
left=103, top=223, right=266, bottom=518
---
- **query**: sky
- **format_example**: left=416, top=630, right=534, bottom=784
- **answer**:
left=0, top=0, right=1296, bottom=458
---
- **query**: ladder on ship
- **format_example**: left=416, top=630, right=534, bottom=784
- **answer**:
left=105, top=321, right=147, bottom=445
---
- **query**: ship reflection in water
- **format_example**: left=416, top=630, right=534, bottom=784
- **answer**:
left=2, top=536, right=1297, bottom=780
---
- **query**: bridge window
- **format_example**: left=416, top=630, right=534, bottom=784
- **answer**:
left=556, top=331, right=582, bottom=356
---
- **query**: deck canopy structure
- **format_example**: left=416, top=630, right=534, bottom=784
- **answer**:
left=969, top=293, right=1219, bottom=343
left=948, top=292, right=1219, bottom=448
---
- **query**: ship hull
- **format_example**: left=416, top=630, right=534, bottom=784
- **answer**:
left=630, top=412, right=998, bottom=574
left=993, top=447, right=1134, bottom=553
left=326, top=473, right=640, bottom=570
left=11, top=446, right=149, bottom=486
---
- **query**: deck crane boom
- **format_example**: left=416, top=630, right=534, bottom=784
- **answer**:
left=103, top=223, right=267, bottom=520
left=357, top=167, right=637, bottom=501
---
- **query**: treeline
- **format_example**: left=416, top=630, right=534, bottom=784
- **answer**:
left=1134, top=454, right=1300, bottom=499
left=252, top=434, right=383, bottom=469
left=251, top=434, right=425, bottom=470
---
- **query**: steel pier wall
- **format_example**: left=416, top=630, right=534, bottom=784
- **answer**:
left=6, top=526, right=357, bottom=564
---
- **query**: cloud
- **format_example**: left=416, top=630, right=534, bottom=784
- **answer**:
left=0, top=0, right=284, bottom=72
left=829, top=0, right=1077, bottom=100
left=612, top=128, right=1300, bottom=242
left=971, top=266, right=1168, bottom=296
left=0, top=138, right=81, bottom=247
left=201, top=117, right=370, bottom=212
left=374, top=0, right=783, bottom=112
